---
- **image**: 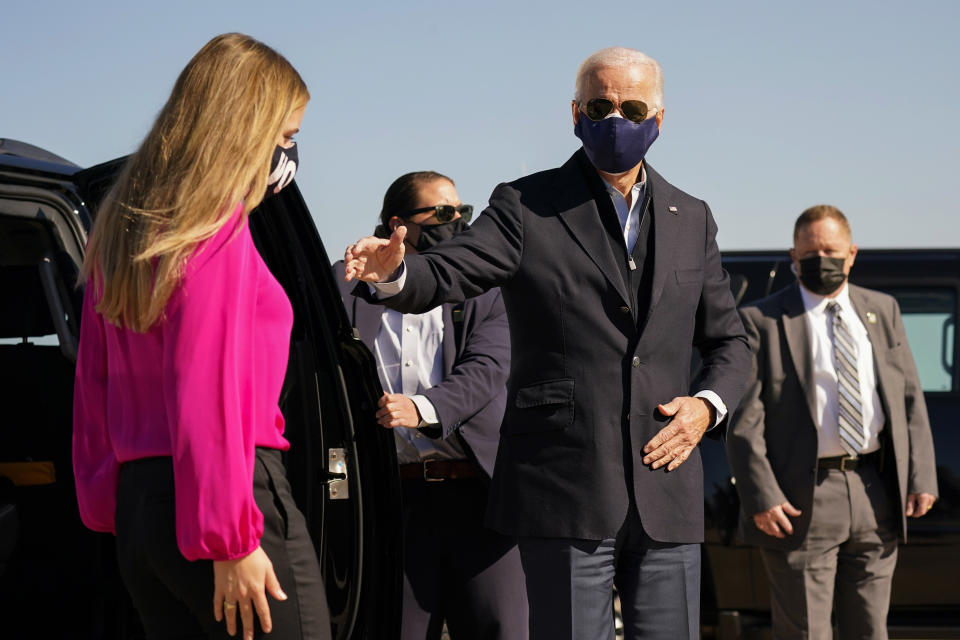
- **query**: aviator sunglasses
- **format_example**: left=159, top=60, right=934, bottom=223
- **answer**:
left=582, top=98, right=650, bottom=123
left=400, top=204, right=474, bottom=223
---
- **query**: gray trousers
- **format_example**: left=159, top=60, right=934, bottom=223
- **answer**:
left=518, top=506, right=700, bottom=640
left=760, top=463, right=898, bottom=640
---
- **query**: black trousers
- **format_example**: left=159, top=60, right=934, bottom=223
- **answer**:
left=401, top=478, right=528, bottom=640
left=116, top=448, right=331, bottom=640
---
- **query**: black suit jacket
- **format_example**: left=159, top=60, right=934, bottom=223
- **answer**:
left=728, top=282, right=939, bottom=549
left=333, top=261, right=510, bottom=477
left=378, top=150, right=751, bottom=543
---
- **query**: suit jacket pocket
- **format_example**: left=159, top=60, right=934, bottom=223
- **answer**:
left=507, top=378, right=575, bottom=435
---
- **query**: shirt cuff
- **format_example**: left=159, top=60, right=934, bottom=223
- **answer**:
left=409, top=394, right=439, bottom=427
left=694, top=390, right=727, bottom=429
left=369, top=262, right=406, bottom=298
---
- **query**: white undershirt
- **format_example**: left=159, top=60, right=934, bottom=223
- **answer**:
left=799, top=283, right=885, bottom=457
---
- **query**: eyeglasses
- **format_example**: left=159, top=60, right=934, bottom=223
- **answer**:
left=581, top=98, right=651, bottom=124
left=400, top=204, right=474, bottom=223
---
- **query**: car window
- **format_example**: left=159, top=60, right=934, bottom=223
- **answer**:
left=881, top=287, right=956, bottom=392
left=0, top=335, right=60, bottom=346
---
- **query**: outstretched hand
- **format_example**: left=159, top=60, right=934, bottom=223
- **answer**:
left=344, top=226, right=407, bottom=283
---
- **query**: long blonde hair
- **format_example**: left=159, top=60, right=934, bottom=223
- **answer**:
left=81, top=33, right=309, bottom=332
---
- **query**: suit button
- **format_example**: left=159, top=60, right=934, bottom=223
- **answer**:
left=632, top=357, right=641, bottom=368
left=620, top=306, right=630, bottom=314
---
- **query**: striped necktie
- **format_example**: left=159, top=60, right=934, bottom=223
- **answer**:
left=827, top=301, right=866, bottom=456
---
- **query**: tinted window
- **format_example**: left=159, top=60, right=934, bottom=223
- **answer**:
left=881, top=288, right=956, bottom=392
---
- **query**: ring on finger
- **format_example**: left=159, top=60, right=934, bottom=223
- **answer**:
left=224, top=601, right=238, bottom=610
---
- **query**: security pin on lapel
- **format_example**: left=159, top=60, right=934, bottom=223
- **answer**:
left=866, top=311, right=878, bottom=325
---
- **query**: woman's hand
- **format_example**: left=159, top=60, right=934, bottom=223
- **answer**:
left=344, top=225, right=407, bottom=282
left=213, top=545, right=287, bottom=639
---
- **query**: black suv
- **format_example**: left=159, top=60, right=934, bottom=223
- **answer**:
left=701, top=250, right=960, bottom=639
left=0, top=139, right=402, bottom=639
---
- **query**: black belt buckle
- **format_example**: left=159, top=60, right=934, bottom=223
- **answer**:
left=422, top=459, right=444, bottom=482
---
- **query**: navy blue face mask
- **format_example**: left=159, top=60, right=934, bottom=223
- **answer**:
left=574, top=113, right=659, bottom=174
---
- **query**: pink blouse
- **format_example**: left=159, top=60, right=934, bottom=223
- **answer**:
left=73, top=205, right=294, bottom=561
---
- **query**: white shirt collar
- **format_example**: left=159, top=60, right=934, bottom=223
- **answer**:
left=798, top=280, right=853, bottom=317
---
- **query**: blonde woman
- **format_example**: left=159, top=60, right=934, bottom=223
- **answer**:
left=72, top=33, right=329, bottom=640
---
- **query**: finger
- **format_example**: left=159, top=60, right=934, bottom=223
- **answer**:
left=389, top=225, right=408, bottom=248
left=378, top=395, right=389, bottom=408
left=253, top=589, right=273, bottom=635
left=657, top=397, right=684, bottom=417
left=782, top=502, right=802, bottom=517
left=643, top=423, right=678, bottom=455
left=265, top=565, right=287, bottom=601
left=920, top=495, right=936, bottom=513
left=666, top=448, right=691, bottom=471
left=214, top=586, right=224, bottom=622
left=225, top=599, right=238, bottom=637
left=773, top=509, right=794, bottom=535
left=240, top=599, right=254, bottom=640
left=905, top=496, right=916, bottom=517
left=375, top=406, right=390, bottom=419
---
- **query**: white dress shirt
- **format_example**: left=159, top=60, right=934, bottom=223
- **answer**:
left=374, top=306, right=467, bottom=463
left=799, top=283, right=885, bottom=457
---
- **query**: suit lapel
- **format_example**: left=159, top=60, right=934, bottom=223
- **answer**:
left=644, top=163, right=678, bottom=321
left=848, top=285, right=892, bottom=416
left=781, top=283, right=819, bottom=427
left=551, top=151, right=630, bottom=307
left=441, top=303, right=456, bottom=375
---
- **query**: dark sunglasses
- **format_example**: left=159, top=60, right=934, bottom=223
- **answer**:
left=400, top=204, right=474, bottom=223
left=582, top=98, right=650, bottom=123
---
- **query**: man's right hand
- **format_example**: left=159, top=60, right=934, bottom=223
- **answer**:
left=752, top=501, right=802, bottom=539
left=344, top=226, right=407, bottom=282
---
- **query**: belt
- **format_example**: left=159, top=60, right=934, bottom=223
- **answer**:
left=398, top=459, right=483, bottom=482
left=818, top=450, right=882, bottom=471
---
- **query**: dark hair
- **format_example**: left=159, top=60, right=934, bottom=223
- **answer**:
left=377, top=171, right=454, bottom=229
left=793, top=204, right=851, bottom=242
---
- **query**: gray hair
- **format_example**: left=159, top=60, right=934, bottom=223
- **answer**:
left=574, top=47, right=664, bottom=110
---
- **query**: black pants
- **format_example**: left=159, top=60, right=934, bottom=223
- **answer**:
left=400, top=478, right=528, bottom=640
left=116, top=448, right=331, bottom=640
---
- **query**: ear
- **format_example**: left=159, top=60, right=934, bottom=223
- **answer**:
left=388, top=216, right=405, bottom=232
left=655, top=108, right=665, bottom=131
left=571, top=100, right=580, bottom=126
left=847, top=243, right=858, bottom=271
left=789, top=247, right=800, bottom=274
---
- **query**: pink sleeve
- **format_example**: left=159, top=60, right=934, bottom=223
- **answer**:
left=72, top=283, right=119, bottom=534
left=162, top=220, right=263, bottom=561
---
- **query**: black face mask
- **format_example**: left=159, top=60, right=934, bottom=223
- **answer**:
left=410, top=218, right=469, bottom=251
left=265, top=142, right=298, bottom=198
left=798, top=255, right=848, bottom=295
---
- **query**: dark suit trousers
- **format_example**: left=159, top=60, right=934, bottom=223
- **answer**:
left=518, top=505, right=700, bottom=640
left=115, top=448, right=331, bottom=640
left=760, top=463, right=898, bottom=640
left=401, top=478, right=528, bottom=640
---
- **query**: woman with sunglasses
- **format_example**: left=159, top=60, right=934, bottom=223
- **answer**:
left=73, top=33, right=330, bottom=640
left=335, top=171, right=526, bottom=640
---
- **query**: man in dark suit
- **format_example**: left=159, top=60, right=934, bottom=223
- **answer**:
left=727, top=205, right=938, bottom=639
left=334, top=171, right=526, bottom=640
left=344, top=47, right=751, bottom=640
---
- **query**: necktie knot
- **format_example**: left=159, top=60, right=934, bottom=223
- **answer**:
left=827, top=301, right=841, bottom=316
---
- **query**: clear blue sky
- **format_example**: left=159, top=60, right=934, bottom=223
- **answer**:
left=4, top=0, right=958, bottom=256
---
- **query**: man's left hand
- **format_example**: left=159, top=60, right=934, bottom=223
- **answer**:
left=375, top=393, right=422, bottom=429
left=905, top=492, right=937, bottom=518
left=642, top=397, right=715, bottom=471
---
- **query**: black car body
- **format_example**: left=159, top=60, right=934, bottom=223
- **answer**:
left=0, top=139, right=402, bottom=639
left=702, top=250, right=960, bottom=639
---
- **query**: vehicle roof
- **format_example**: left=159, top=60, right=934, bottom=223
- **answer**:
left=0, top=138, right=80, bottom=178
